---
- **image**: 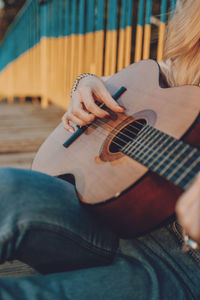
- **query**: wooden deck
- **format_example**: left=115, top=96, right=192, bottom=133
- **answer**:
left=0, top=101, right=64, bottom=169
left=0, top=101, right=64, bottom=277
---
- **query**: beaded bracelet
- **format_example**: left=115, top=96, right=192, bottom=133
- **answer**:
left=70, top=73, right=96, bottom=98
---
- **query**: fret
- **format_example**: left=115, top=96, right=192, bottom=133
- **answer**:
left=178, top=163, right=200, bottom=189
left=124, top=126, right=154, bottom=156
left=121, top=124, right=200, bottom=190
left=165, top=147, right=196, bottom=180
left=123, top=140, right=136, bottom=155
left=147, top=137, right=175, bottom=168
left=135, top=125, right=154, bottom=143
left=142, top=135, right=171, bottom=166
left=174, top=156, right=200, bottom=187
left=138, top=131, right=170, bottom=165
left=171, top=152, right=200, bottom=188
left=134, top=130, right=162, bottom=162
left=130, top=127, right=160, bottom=158
left=175, top=149, right=200, bottom=174
left=149, top=139, right=179, bottom=170
left=160, top=144, right=190, bottom=176
left=122, top=125, right=150, bottom=153
left=159, top=146, right=199, bottom=183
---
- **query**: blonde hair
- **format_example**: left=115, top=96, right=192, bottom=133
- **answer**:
left=163, top=0, right=200, bottom=86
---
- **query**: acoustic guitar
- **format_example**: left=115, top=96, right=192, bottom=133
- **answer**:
left=32, top=60, right=200, bottom=238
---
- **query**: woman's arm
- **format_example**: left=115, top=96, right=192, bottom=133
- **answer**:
left=176, top=173, right=200, bottom=243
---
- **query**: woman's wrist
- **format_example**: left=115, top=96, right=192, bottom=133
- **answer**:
left=71, top=73, right=97, bottom=98
left=100, top=75, right=111, bottom=82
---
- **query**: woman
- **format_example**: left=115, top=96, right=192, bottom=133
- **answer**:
left=0, top=0, right=199, bottom=299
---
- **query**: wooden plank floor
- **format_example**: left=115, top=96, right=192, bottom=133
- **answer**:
left=0, top=101, right=64, bottom=169
left=0, top=101, right=64, bottom=277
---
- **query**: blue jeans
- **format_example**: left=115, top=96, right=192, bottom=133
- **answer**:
left=0, top=167, right=199, bottom=299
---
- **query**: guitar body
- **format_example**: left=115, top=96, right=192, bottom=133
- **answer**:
left=32, top=60, right=200, bottom=238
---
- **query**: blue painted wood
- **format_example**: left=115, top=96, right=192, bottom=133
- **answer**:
left=71, top=0, right=77, bottom=35
left=160, top=0, right=167, bottom=23
left=86, top=0, right=95, bottom=33
left=0, top=0, right=40, bottom=71
left=58, top=0, right=64, bottom=36
left=170, top=0, right=177, bottom=18
left=145, top=0, right=152, bottom=25
left=120, top=0, right=126, bottom=30
left=64, top=0, right=70, bottom=36
left=137, top=0, right=145, bottom=26
left=96, top=0, right=105, bottom=31
left=79, top=0, right=85, bottom=35
left=43, top=0, right=50, bottom=38
left=107, top=0, right=118, bottom=31
left=120, top=0, right=133, bottom=30
left=0, top=0, right=172, bottom=73
left=51, top=0, right=59, bottom=37
left=126, top=0, right=133, bottom=27
left=40, top=0, right=48, bottom=37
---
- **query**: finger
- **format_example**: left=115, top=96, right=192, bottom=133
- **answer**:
left=178, top=193, right=200, bottom=228
left=66, top=112, right=88, bottom=127
left=181, top=211, right=200, bottom=243
left=178, top=183, right=200, bottom=221
left=62, top=113, right=75, bottom=133
left=176, top=173, right=200, bottom=214
left=72, top=92, right=96, bottom=123
left=176, top=178, right=200, bottom=242
left=93, top=85, right=125, bottom=112
left=186, top=219, right=200, bottom=243
left=80, top=87, right=110, bottom=118
left=73, top=107, right=96, bottom=123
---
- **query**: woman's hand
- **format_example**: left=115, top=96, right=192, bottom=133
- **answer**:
left=62, top=76, right=125, bottom=132
left=176, top=173, right=200, bottom=243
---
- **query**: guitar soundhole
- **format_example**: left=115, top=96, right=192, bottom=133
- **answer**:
left=109, top=118, right=147, bottom=153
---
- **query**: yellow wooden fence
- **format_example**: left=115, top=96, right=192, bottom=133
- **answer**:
left=0, top=0, right=176, bottom=110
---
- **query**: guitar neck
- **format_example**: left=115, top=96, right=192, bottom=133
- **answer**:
left=121, top=124, right=200, bottom=190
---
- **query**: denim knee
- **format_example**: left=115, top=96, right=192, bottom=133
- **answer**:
left=0, top=167, right=24, bottom=207
left=0, top=167, right=35, bottom=209
left=0, top=167, right=51, bottom=225
left=0, top=167, right=76, bottom=227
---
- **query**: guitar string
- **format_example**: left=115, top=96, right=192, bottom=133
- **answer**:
left=95, top=118, right=146, bottom=141
left=91, top=108, right=199, bottom=160
left=86, top=114, right=146, bottom=138
left=68, top=99, right=199, bottom=179
left=83, top=118, right=199, bottom=180
left=70, top=87, right=199, bottom=181
left=95, top=117, right=149, bottom=140
left=82, top=110, right=149, bottom=143
left=90, top=74, right=198, bottom=148
left=96, top=100, right=151, bottom=134
left=82, top=108, right=185, bottom=149
left=85, top=97, right=172, bottom=140
left=92, top=124, right=199, bottom=183
left=95, top=117, right=200, bottom=178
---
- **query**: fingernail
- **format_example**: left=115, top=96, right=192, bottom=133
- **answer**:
left=105, top=114, right=110, bottom=119
left=118, top=105, right=126, bottom=110
left=65, top=127, right=74, bottom=133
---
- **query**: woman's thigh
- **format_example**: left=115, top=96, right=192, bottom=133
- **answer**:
left=0, top=167, right=119, bottom=272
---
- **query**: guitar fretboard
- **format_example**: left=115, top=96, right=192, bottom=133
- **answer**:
left=121, top=125, right=200, bottom=189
